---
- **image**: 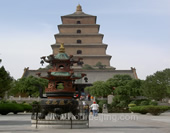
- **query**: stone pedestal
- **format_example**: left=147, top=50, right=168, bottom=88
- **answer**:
left=107, top=95, right=114, bottom=104
left=102, top=104, right=108, bottom=113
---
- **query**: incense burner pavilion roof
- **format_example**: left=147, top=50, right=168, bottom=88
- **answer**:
left=54, top=43, right=69, bottom=60
left=51, top=72, right=70, bottom=77
left=54, top=53, right=69, bottom=60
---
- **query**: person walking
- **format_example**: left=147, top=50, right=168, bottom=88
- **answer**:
left=90, top=101, right=99, bottom=116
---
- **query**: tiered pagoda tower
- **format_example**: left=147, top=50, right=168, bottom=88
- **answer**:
left=22, top=5, right=138, bottom=91
left=51, top=5, right=112, bottom=68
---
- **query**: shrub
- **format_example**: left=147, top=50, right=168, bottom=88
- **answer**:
left=11, top=100, right=17, bottom=104
left=0, top=104, right=11, bottom=115
left=129, top=106, right=148, bottom=114
left=130, top=99, right=151, bottom=106
left=149, top=101, right=158, bottom=106
left=98, top=100, right=107, bottom=113
left=129, top=105, right=170, bottom=115
left=130, top=101, right=137, bottom=105
left=12, top=104, right=24, bottom=114
left=0, top=100, right=10, bottom=104
left=22, top=103, right=32, bottom=112
left=108, top=106, right=130, bottom=113
left=147, top=106, right=169, bottom=115
left=140, top=101, right=149, bottom=106
left=128, top=104, right=136, bottom=108
left=82, top=64, right=94, bottom=70
left=0, top=103, right=32, bottom=115
left=22, top=101, right=26, bottom=104
left=32, top=101, right=40, bottom=105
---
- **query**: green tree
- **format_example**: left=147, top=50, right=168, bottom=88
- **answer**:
left=85, top=75, right=142, bottom=99
left=85, top=81, right=113, bottom=97
left=82, top=64, right=94, bottom=70
left=142, top=69, right=170, bottom=100
left=10, top=76, right=48, bottom=97
left=57, top=83, right=64, bottom=89
left=126, top=79, right=143, bottom=98
left=106, top=74, right=133, bottom=89
left=112, top=79, right=142, bottom=108
left=95, top=62, right=106, bottom=69
left=0, top=63, right=13, bottom=98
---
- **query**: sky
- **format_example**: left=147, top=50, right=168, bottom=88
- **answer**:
left=0, top=0, right=170, bottom=80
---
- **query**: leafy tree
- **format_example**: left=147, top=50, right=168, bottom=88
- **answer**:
left=112, top=79, right=142, bottom=108
left=126, top=79, right=143, bottom=98
left=0, top=59, right=13, bottom=98
left=106, top=74, right=133, bottom=89
left=142, top=69, right=170, bottom=100
left=82, top=64, right=94, bottom=70
left=85, top=81, right=113, bottom=97
left=105, top=75, right=142, bottom=109
left=57, top=83, right=64, bottom=89
left=95, top=62, right=106, bottom=69
left=85, top=75, right=142, bottom=100
left=10, top=76, right=48, bottom=97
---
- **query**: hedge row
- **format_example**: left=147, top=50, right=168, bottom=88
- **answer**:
left=0, top=103, right=32, bottom=115
left=130, top=100, right=158, bottom=106
left=129, top=105, right=170, bottom=115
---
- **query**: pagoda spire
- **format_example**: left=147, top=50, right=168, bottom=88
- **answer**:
left=76, top=4, right=82, bottom=12
left=59, top=43, right=65, bottom=53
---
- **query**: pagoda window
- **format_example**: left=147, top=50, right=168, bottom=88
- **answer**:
left=77, top=50, right=82, bottom=54
left=59, top=65, right=64, bottom=70
left=77, top=30, right=81, bottom=34
left=77, top=40, right=82, bottom=44
left=56, top=82, right=64, bottom=90
left=77, top=21, right=81, bottom=24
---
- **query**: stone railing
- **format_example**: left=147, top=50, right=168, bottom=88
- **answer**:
left=158, top=98, right=170, bottom=106
left=8, top=96, right=40, bottom=103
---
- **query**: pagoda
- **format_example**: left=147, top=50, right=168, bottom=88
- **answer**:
left=37, top=43, right=86, bottom=119
left=22, top=5, right=138, bottom=94
left=52, top=4, right=112, bottom=68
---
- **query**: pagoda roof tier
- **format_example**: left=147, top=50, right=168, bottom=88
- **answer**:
left=41, top=54, right=71, bottom=64
left=51, top=72, right=71, bottom=77
left=73, top=55, right=112, bottom=58
left=51, top=43, right=108, bottom=48
left=54, top=52, right=69, bottom=60
left=58, top=24, right=100, bottom=27
left=54, top=33, right=104, bottom=37
left=62, top=13, right=95, bottom=18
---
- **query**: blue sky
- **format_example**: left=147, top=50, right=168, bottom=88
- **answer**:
left=0, top=0, right=170, bottom=80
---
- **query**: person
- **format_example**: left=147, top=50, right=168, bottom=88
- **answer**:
left=83, top=103, right=89, bottom=115
left=91, top=96, right=94, bottom=101
left=82, top=101, right=86, bottom=106
left=88, top=94, right=91, bottom=101
left=90, top=101, right=99, bottom=116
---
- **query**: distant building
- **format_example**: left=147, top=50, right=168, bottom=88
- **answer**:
left=22, top=5, right=138, bottom=92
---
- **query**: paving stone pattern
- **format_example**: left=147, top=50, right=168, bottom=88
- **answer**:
left=0, top=112, right=170, bottom=133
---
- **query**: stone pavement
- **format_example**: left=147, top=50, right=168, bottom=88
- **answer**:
left=0, top=112, right=170, bottom=133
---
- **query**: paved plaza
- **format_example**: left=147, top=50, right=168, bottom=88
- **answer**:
left=0, top=112, right=170, bottom=133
